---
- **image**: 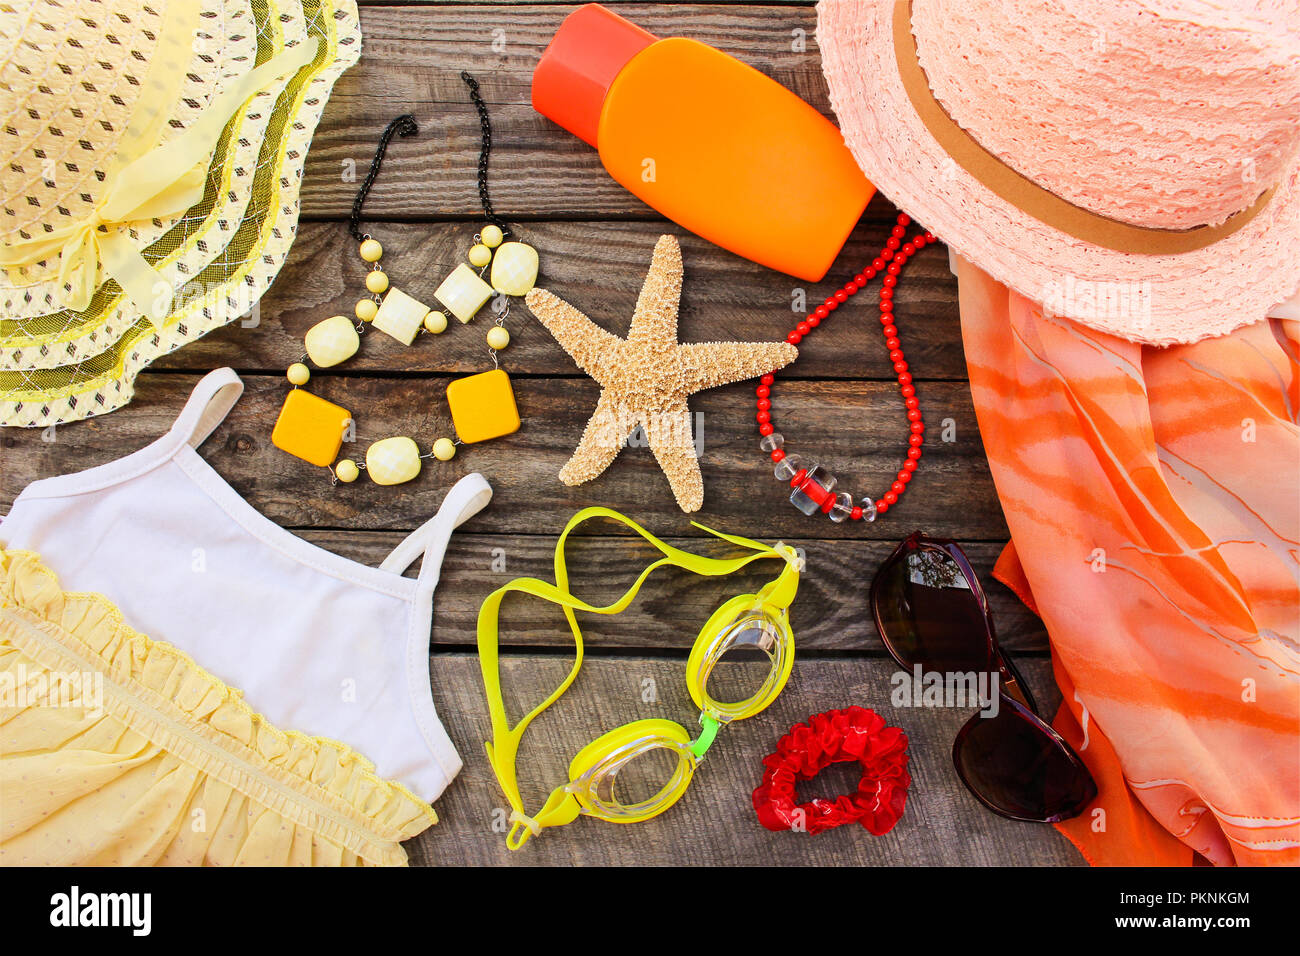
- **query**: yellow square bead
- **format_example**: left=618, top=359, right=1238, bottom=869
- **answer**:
left=446, top=368, right=520, bottom=443
left=271, top=389, right=352, bottom=467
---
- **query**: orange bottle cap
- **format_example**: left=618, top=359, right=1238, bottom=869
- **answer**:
left=532, top=3, right=656, bottom=148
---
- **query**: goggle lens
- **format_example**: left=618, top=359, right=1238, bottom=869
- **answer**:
left=597, top=744, right=691, bottom=808
left=705, top=615, right=782, bottom=703
left=691, top=604, right=793, bottom=722
left=568, top=724, right=697, bottom=823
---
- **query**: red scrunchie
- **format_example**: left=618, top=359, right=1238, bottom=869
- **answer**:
left=752, top=706, right=910, bottom=835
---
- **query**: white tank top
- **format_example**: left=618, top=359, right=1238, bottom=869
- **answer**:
left=0, top=368, right=490, bottom=802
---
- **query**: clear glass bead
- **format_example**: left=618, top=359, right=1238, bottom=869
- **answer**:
left=759, top=432, right=784, bottom=453
left=790, top=464, right=836, bottom=516
left=859, top=496, right=878, bottom=522
left=774, top=453, right=803, bottom=482
left=828, top=491, right=854, bottom=522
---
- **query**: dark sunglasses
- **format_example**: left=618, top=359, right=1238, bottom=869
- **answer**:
left=869, top=532, right=1097, bottom=823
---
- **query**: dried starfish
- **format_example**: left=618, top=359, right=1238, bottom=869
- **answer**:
left=524, top=234, right=798, bottom=512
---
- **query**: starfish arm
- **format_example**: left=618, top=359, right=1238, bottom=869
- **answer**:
left=627, top=235, right=684, bottom=345
left=645, top=400, right=705, bottom=513
left=526, top=288, right=624, bottom=380
left=675, top=341, right=799, bottom=394
left=557, top=390, right=636, bottom=487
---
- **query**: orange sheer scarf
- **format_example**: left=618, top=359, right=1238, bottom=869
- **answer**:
left=957, top=260, right=1299, bottom=866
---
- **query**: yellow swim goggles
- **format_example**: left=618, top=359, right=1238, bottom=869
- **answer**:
left=477, top=507, right=802, bottom=849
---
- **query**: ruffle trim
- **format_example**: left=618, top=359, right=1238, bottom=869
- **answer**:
left=0, top=549, right=437, bottom=865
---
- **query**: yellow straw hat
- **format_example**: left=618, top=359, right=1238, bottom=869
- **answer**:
left=0, top=0, right=361, bottom=425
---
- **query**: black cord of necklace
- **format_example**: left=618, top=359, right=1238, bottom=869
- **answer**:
left=348, top=114, right=418, bottom=242
left=461, top=71, right=512, bottom=240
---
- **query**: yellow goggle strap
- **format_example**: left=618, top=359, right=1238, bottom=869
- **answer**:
left=477, top=507, right=789, bottom=849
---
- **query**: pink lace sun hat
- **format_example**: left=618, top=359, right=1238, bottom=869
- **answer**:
left=816, top=0, right=1300, bottom=345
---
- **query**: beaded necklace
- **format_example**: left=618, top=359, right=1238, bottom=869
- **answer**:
left=271, top=74, right=537, bottom=486
left=757, top=212, right=934, bottom=521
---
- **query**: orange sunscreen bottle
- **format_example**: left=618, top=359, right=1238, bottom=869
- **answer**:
left=532, top=3, right=875, bottom=282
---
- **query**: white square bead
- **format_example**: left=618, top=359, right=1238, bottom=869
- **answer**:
left=372, top=287, right=430, bottom=346
left=434, top=263, right=494, bottom=323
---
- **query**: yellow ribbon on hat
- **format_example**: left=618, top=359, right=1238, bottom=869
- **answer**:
left=0, top=31, right=321, bottom=323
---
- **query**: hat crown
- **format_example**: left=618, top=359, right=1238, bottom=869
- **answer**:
left=0, top=0, right=169, bottom=245
left=912, top=0, right=1300, bottom=230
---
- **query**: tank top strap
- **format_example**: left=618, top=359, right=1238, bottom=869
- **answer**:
left=380, top=473, right=493, bottom=588
left=165, top=367, right=245, bottom=451
left=6, top=367, right=246, bottom=504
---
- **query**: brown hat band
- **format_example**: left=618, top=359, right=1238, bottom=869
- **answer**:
left=892, top=0, right=1274, bottom=255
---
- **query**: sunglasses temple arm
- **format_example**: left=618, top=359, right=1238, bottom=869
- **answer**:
left=980, top=590, right=1039, bottom=714
left=996, top=653, right=1038, bottom=713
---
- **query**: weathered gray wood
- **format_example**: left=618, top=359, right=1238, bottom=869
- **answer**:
left=356, top=2, right=816, bottom=6
left=297, top=530, right=1048, bottom=652
left=303, top=4, right=849, bottom=220
left=151, top=217, right=966, bottom=380
left=0, top=1, right=1077, bottom=867
left=1, top=372, right=1005, bottom=540
left=414, top=655, right=1083, bottom=865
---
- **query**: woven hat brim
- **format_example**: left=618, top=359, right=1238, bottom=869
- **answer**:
left=0, top=0, right=361, bottom=426
left=816, top=0, right=1300, bottom=346
left=1, top=13, right=267, bottom=351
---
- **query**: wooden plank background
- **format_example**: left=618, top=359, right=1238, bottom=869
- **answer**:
left=0, top=2, right=1083, bottom=865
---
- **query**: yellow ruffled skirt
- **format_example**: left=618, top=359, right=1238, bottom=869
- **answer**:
left=0, top=550, right=436, bottom=866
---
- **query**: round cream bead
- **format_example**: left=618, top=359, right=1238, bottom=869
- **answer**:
left=432, top=437, right=457, bottom=461
left=489, top=241, right=539, bottom=296
left=359, top=238, right=383, bottom=262
left=365, top=270, right=389, bottom=294
left=366, top=437, right=422, bottom=486
left=480, top=224, right=504, bottom=248
left=304, top=315, right=360, bottom=367
left=468, top=244, right=493, bottom=268
left=355, top=298, right=378, bottom=322
left=287, top=362, right=310, bottom=386
left=486, top=325, right=510, bottom=350
left=335, top=459, right=360, bottom=483
left=423, top=310, right=448, bottom=334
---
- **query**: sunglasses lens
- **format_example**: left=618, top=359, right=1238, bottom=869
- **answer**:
left=873, top=544, right=995, bottom=673
left=953, top=702, right=1097, bottom=822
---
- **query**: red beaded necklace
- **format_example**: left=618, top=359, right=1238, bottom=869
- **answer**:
left=756, top=212, right=934, bottom=522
